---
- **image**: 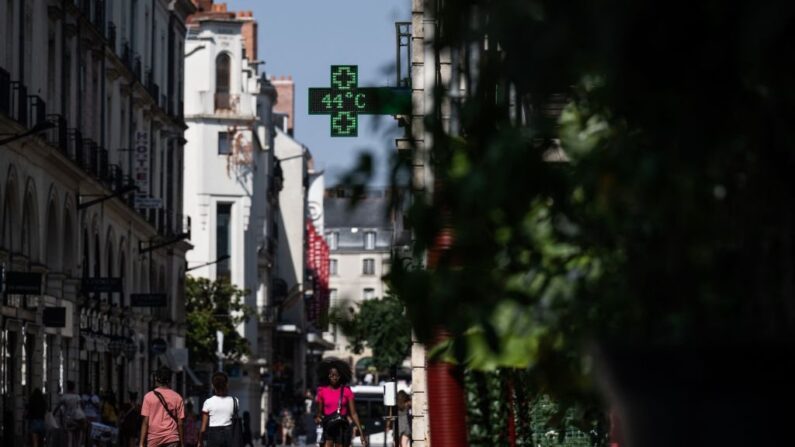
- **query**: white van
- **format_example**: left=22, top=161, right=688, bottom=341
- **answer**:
left=349, top=384, right=409, bottom=447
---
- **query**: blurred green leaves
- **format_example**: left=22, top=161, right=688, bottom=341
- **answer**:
left=384, top=0, right=795, bottom=402
left=329, top=294, right=412, bottom=371
left=185, top=276, right=255, bottom=367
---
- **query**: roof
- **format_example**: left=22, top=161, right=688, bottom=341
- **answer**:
left=324, top=196, right=392, bottom=229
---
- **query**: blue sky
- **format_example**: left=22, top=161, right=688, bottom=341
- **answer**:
left=227, top=0, right=411, bottom=186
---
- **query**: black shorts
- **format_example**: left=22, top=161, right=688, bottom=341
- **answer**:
left=322, top=420, right=351, bottom=445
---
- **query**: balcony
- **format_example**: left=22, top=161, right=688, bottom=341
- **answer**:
left=66, top=128, right=83, bottom=165
left=77, top=138, right=95, bottom=173
left=46, top=114, right=68, bottom=153
left=27, top=95, right=47, bottom=131
left=189, top=91, right=251, bottom=116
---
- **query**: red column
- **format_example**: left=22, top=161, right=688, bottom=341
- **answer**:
left=426, top=227, right=469, bottom=447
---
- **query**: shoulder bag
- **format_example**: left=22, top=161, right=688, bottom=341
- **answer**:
left=152, top=390, right=179, bottom=425
left=153, top=390, right=182, bottom=445
left=229, top=397, right=245, bottom=447
left=322, top=386, right=349, bottom=433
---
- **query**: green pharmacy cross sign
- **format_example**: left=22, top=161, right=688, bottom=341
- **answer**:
left=308, top=65, right=410, bottom=137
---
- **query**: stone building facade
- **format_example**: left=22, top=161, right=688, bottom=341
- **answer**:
left=322, top=191, right=394, bottom=372
left=0, top=0, right=195, bottom=443
left=183, top=0, right=279, bottom=433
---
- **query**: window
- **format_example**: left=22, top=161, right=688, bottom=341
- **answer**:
left=218, top=132, right=230, bottom=155
left=330, top=289, right=338, bottom=307
left=363, top=288, right=375, bottom=300
left=215, top=53, right=232, bottom=110
left=326, top=231, right=339, bottom=250
left=364, top=231, right=376, bottom=250
left=362, top=258, right=375, bottom=275
left=329, top=259, right=338, bottom=276
left=216, top=203, right=232, bottom=279
left=216, top=53, right=231, bottom=93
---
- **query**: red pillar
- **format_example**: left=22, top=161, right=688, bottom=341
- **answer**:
left=426, top=227, right=469, bottom=447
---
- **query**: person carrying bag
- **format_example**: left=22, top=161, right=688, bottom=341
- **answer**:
left=140, top=367, right=185, bottom=447
left=314, top=362, right=367, bottom=447
left=200, top=371, right=244, bottom=447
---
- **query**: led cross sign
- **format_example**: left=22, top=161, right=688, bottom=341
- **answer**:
left=308, top=65, right=410, bottom=137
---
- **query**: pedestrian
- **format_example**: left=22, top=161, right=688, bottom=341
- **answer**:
left=280, top=408, right=294, bottom=445
left=55, top=380, right=86, bottom=447
left=396, top=391, right=412, bottom=447
left=27, top=387, right=47, bottom=447
left=242, top=411, right=254, bottom=447
left=101, top=391, right=118, bottom=426
left=314, top=359, right=368, bottom=447
left=119, top=394, right=142, bottom=447
left=265, top=413, right=278, bottom=447
left=139, top=367, right=185, bottom=447
left=199, top=371, right=240, bottom=447
left=183, top=401, right=200, bottom=447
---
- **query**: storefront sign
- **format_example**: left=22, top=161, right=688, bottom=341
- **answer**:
left=150, top=338, right=168, bottom=354
left=131, top=293, right=167, bottom=307
left=4, top=271, right=42, bottom=295
left=82, top=277, right=123, bottom=293
left=43, top=307, right=67, bottom=327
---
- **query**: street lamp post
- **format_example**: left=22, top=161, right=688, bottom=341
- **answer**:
left=216, top=330, right=224, bottom=373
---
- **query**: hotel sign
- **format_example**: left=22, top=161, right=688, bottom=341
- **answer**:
left=134, top=131, right=160, bottom=209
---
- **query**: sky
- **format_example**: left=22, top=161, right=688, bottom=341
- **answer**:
left=227, top=0, right=412, bottom=186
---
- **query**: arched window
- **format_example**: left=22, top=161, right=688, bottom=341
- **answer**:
left=94, top=234, right=101, bottom=277
left=20, top=202, right=30, bottom=258
left=119, top=252, right=126, bottom=306
left=45, top=201, right=59, bottom=269
left=215, top=53, right=231, bottom=110
left=107, top=242, right=114, bottom=305
left=82, top=228, right=90, bottom=286
left=216, top=53, right=231, bottom=94
left=63, top=209, right=74, bottom=276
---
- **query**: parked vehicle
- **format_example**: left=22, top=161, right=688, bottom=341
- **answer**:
left=350, top=385, right=409, bottom=447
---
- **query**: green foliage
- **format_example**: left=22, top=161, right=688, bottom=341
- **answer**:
left=328, top=294, right=412, bottom=371
left=382, top=0, right=795, bottom=403
left=185, top=276, right=255, bottom=366
left=464, top=369, right=606, bottom=447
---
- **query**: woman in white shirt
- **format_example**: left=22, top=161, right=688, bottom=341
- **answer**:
left=199, top=372, right=238, bottom=447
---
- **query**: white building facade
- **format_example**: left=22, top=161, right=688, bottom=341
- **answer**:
left=322, top=193, right=393, bottom=371
left=182, top=5, right=278, bottom=431
left=0, top=0, right=195, bottom=444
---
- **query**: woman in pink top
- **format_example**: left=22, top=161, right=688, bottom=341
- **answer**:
left=314, top=366, right=367, bottom=447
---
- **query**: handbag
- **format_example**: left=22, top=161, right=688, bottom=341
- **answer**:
left=229, top=397, right=244, bottom=447
left=45, top=411, right=60, bottom=430
left=322, top=386, right=348, bottom=432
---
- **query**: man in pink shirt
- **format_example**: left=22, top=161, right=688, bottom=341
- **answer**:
left=140, top=367, right=185, bottom=447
